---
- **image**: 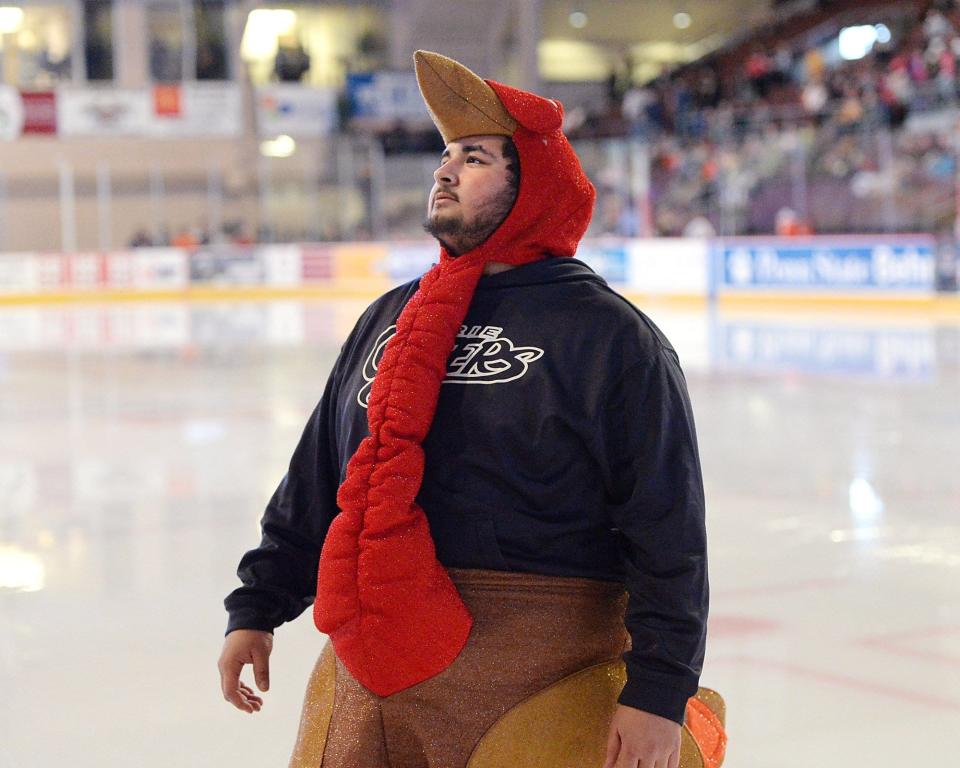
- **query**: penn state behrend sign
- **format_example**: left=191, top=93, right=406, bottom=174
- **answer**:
left=716, top=238, right=936, bottom=292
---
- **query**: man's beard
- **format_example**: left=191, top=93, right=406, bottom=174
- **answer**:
left=423, top=186, right=517, bottom=256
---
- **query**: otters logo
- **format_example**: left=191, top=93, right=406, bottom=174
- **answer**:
left=357, top=324, right=544, bottom=408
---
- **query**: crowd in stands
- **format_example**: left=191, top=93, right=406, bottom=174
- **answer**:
left=349, top=1, right=960, bottom=241
left=607, top=0, right=960, bottom=141
left=128, top=221, right=254, bottom=249
left=129, top=1, right=960, bottom=265
left=584, top=0, right=960, bottom=239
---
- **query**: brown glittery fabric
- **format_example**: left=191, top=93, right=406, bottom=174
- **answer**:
left=293, top=568, right=628, bottom=768
left=414, top=51, right=517, bottom=144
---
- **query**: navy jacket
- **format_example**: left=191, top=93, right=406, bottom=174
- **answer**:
left=224, top=257, right=709, bottom=724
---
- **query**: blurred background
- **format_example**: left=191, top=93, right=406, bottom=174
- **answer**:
left=1, top=1, right=959, bottom=767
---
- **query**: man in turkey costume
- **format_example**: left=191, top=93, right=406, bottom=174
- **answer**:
left=219, top=51, right=726, bottom=768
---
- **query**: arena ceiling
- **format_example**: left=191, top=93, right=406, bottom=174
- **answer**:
left=534, top=0, right=774, bottom=80
left=542, top=0, right=773, bottom=44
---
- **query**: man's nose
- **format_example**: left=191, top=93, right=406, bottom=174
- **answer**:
left=434, top=161, right=457, bottom=185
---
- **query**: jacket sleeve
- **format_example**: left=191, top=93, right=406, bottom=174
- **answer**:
left=223, top=355, right=344, bottom=636
left=601, top=346, right=709, bottom=725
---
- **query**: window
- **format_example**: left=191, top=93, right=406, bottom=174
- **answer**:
left=147, top=1, right=184, bottom=82
left=241, top=4, right=387, bottom=88
left=194, top=0, right=228, bottom=80
left=83, top=0, right=113, bottom=81
left=0, top=3, right=74, bottom=88
left=147, top=0, right=229, bottom=82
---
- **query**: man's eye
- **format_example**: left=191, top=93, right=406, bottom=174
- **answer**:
left=466, top=156, right=484, bottom=164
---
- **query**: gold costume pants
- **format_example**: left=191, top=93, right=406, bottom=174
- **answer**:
left=289, top=568, right=712, bottom=768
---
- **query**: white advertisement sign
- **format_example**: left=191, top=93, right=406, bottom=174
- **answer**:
left=130, top=248, right=189, bottom=288
left=99, top=249, right=189, bottom=290
left=256, top=85, right=337, bottom=137
left=149, top=83, right=243, bottom=137
left=259, top=245, right=303, bottom=285
left=0, top=86, right=24, bottom=141
left=58, top=88, right=151, bottom=136
left=0, top=254, right=38, bottom=293
left=626, top=238, right=710, bottom=295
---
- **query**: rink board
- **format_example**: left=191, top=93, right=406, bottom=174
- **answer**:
left=0, top=235, right=949, bottom=306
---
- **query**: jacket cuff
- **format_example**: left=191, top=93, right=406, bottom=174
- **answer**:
left=225, top=610, right=279, bottom=637
left=617, top=675, right=692, bottom=726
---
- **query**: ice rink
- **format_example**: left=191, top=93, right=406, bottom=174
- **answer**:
left=1, top=296, right=958, bottom=767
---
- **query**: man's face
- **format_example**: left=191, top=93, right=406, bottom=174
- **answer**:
left=424, top=134, right=517, bottom=256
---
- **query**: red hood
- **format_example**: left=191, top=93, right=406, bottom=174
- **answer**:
left=439, top=80, right=595, bottom=267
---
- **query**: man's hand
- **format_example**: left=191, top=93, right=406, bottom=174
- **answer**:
left=218, top=629, right=273, bottom=713
left=603, top=704, right=681, bottom=768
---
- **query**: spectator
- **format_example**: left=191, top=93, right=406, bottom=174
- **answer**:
left=774, top=207, right=812, bottom=236
left=128, top=228, right=153, bottom=248
left=275, top=35, right=311, bottom=82
left=801, top=76, right=829, bottom=118
left=802, top=47, right=826, bottom=84
left=682, top=216, right=717, bottom=237
left=172, top=226, right=201, bottom=248
left=745, top=47, right=773, bottom=97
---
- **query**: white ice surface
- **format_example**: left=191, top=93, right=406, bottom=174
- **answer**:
left=1, top=298, right=958, bottom=767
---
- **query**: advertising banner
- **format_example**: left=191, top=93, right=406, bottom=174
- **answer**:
left=20, top=91, right=57, bottom=135
left=153, top=85, right=182, bottom=117
left=301, top=244, right=336, bottom=282
left=347, top=72, right=430, bottom=122
left=259, top=245, right=303, bottom=286
left=57, top=85, right=241, bottom=138
left=148, top=83, right=243, bottom=137
left=65, top=253, right=109, bottom=289
left=58, top=88, right=151, bottom=136
left=626, top=238, right=710, bottom=296
left=716, top=237, right=936, bottom=293
left=0, top=85, right=24, bottom=141
left=384, top=243, right=435, bottom=282
left=256, top=85, right=337, bottom=137
left=577, top=240, right=630, bottom=285
left=332, top=243, right=390, bottom=289
left=0, top=254, right=37, bottom=292
left=124, top=249, right=189, bottom=289
left=188, top=245, right=262, bottom=285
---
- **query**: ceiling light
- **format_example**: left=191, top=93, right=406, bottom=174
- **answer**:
left=839, top=25, right=879, bottom=61
left=0, top=6, right=24, bottom=34
left=241, top=9, right=297, bottom=61
left=569, top=11, right=588, bottom=29
left=673, top=12, right=692, bottom=30
left=260, top=135, right=296, bottom=158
